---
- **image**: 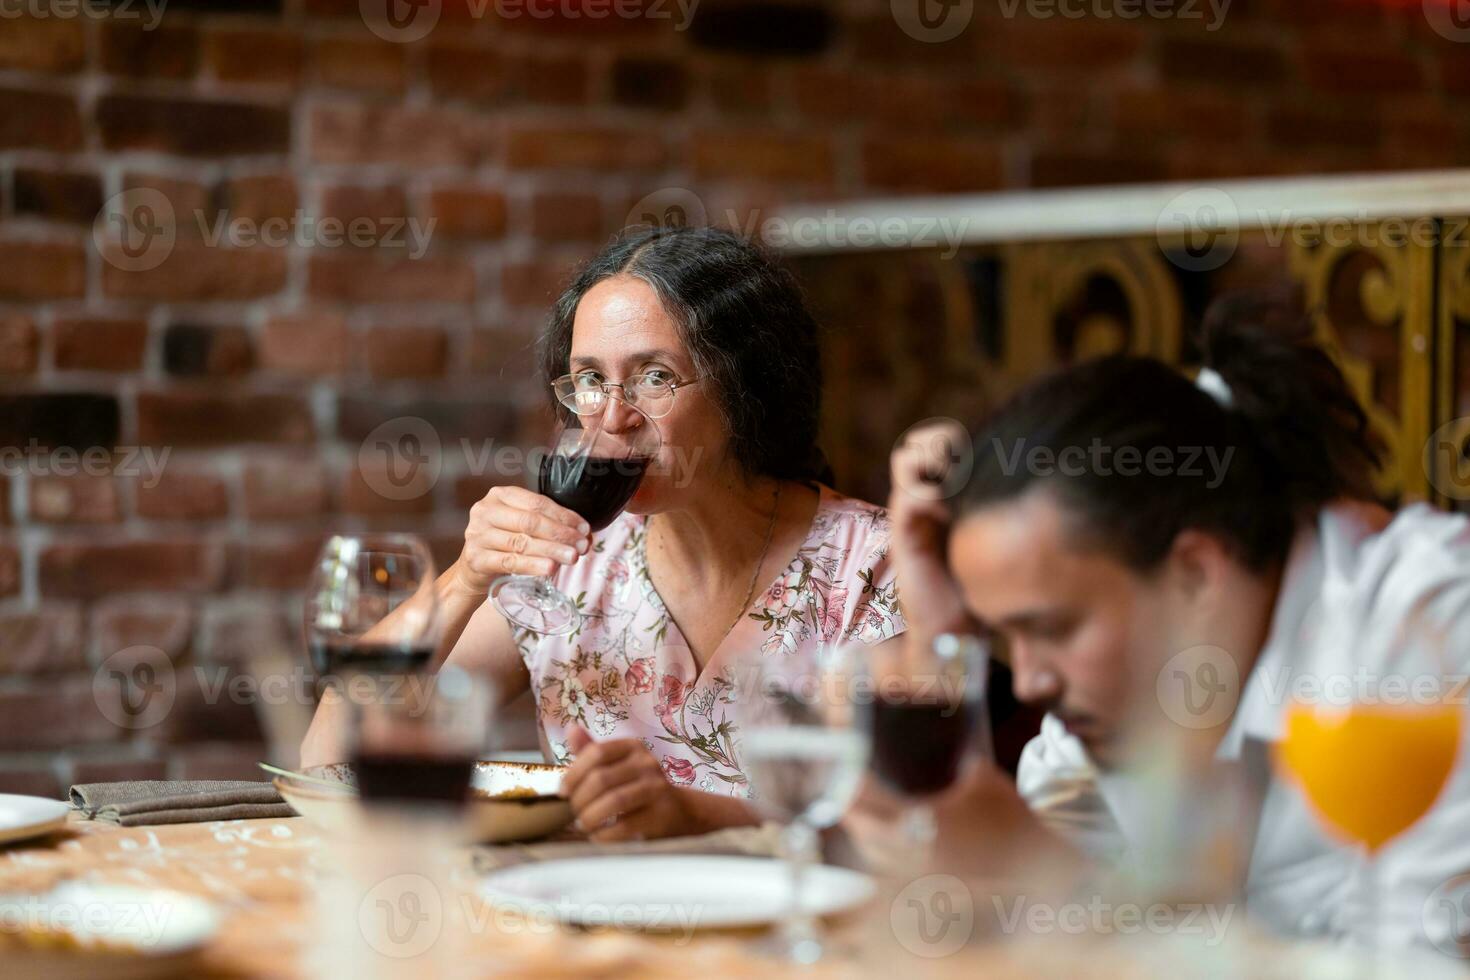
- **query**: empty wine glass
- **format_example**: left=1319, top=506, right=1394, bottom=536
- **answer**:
left=490, top=400, right=660, bottom=636
left=733, top=648, right=870, bottom=965
left=863, top=633, right=992, bottom=858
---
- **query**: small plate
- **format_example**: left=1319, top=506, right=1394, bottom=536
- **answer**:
left=0, top=881, right=218, bottom=980
left=479, top=855, right=877, bottom=930
left=0, top=794, right=69, bottom=846
left=275, top=760, right=573, bottom=844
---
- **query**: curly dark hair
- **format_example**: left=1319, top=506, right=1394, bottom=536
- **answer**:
left=538, top=225, right=832, bottom=485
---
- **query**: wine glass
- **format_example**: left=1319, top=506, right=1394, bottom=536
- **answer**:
left=864, top=633, right=992, bottom=857
left=349, top=665, right=495, bottom=811
left=490, top=399, right=660, bottom=636
left=1275, top=606, right=1463, bottom=962
left=732, top=648, right=870, bottom=965
left=304, top=533, right=440, bottom=685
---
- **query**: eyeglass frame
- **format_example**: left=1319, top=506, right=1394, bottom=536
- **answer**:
left=549, top=370, right=702, bottom=420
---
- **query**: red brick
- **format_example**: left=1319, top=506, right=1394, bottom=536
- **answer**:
left=308, top=253, right=476, bottom=304
left=707, top=63, right=771, bottom=115
left=320, top=184, right=409, bottom=225
left=0, top=16, right=85, bottom=73
left=243, top=455, right=330, bottom=520
left=0, top=768, right=63, bottom=799
left=136, top=468, right=231, bottom=521
left=29, top=475, right=121, bottom=524
left=501, top=254, right=582, bottom=308
left=98, top=94, right=290, bottom=157
left=174, top=743, right=271, bottom=780
left=0, top=475, right=8, bottom=525
left=101, top=21, right=200, bottom=80
left=0, top=240, right=86, bottom=301
left=1159, top=36, right=1288, bottom=87
left=152, top=672, right=267, bottom=746
left=0, top=607, right=87, bottom=675
left=0, top=539, right=17, bottom=596
left=692, top=128, right=833, bottom=183
left=506, top=124, right=666, bottom=171
left=862, top=137, right=1005, bottom=193
left=52, top=318, right=149, bottom=372
left=531, top=191, right=606, bottom=243
left=506, top=52, right=590, bottom=105
left=71, top=757, right=168, bottom=784
left=204, top=27, right=305, bottom=86
left=309, top=103, right=491, bottom=167
left=0, top=315, right=38, bottom=374
left=198, top=602, right=293, bottom=666
left=101, top=243, right=289, bottom=302
left=0, top=87, right=83, bottom=150
left=454, top=471, right=521, bottom=510
left=96, top=91, right=288, bottom=157
left=341, top=462, right=437, bottom=516
left=13, top=168, right=104, bottom=226
left=424, top=41, right=507, bottom=102
left=426, top=185, right=508, bottom=240
left=848, top=15, right=977, bottom=68
left=240, top=533, right=325, bottom=590
left=495, top=0, right=664, bottom=35
left=259, top=313, right=348, bottom=377
left=612, top=56, right=688, bottom=111
left=465, top=324, right=539, bottom=380
left=161, top=323, right=254, bottom=378
left=92, top=597, right=194, bottom=664
left=1031, top=149, right=1169, bottom=189
left=1266, top=107, right=1381, bottom=150
left=137, top=392, right=314, bottom=447
left=122, top=172, right=214, bottom=239
left=0, top=680, right=126, bottom=749
left=983, top=18, right=1143, bottom=72
left=1441, top=52, right=1470, bottom=97
left=222, top=174, right=298, bottom=225
left=313, top=37, right=406, bottom=93
left=337, top=394, right=516, bottom=445
left=362, top=325, right=449, bottom=379
left=40, top=539, right=229, bottom=598
left=1112, top=87, right=1253, bottom=144
left=1303, top=47, right=1425, bottom=96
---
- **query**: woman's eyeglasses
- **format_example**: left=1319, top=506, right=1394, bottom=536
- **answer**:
left=550, top=372, right=700, bottom=420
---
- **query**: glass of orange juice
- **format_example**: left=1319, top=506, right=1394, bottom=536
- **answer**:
left=1274, top=609, right=1463, bottom=959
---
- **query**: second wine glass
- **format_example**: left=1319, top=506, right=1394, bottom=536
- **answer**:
left=490, top=401, right=661, bottom=636
left=864, top=633, right=992, bottom=856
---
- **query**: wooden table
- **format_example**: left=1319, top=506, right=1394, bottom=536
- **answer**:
left=2, top=813, right=1337, bottom=978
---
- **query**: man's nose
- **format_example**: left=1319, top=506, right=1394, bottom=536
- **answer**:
left=1011, top=644, right=1062, bottom=705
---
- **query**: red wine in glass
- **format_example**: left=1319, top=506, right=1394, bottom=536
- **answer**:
left=538, top=454, right=652, bottom=532
left=350, top=751, right=475, bottom=805
left=869, top=696, right=979, bottom=796
left=309, top=641, right=433, bottom=678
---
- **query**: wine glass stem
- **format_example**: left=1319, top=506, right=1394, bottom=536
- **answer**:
left=778, top=819, right=821, bottom=963
left=903, top=802, right=937, bottom=863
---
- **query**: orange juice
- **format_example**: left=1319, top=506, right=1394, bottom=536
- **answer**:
left=1276, top=702, right=1463, bottom=853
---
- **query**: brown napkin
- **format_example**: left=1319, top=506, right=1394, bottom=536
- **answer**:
left=472, top=822, right=785, bottom=873
left=69, top=780, right=297, bottom=826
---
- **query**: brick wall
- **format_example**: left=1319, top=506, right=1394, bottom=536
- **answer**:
left=1, top=0, right=1467, bottom=796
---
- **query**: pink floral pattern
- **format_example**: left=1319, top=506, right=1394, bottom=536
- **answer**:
left=514, top=486, right=905, bottom=795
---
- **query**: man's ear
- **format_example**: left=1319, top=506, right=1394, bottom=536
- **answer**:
left=1164, top=528, right=1233, bottom=601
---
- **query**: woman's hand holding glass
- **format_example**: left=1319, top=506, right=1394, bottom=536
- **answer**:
left=447, top=485, right=593, bottom=599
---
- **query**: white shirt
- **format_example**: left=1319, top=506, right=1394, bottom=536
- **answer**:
left=1017, top=502, right=1470, bottom=954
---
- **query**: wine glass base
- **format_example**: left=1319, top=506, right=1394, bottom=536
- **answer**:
left=489, top=576, right=580, bottom=636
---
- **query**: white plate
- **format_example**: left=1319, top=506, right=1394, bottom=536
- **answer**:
left=0, top=881, right=218, bottom=980
left=0, top=794, right=69, bottom=846
left=480, top=855, right=876, bottom=930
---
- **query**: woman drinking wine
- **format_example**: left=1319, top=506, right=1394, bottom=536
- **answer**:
left=302, top=226, right=907, bottom=840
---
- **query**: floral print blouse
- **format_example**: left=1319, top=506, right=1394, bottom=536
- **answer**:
left=515, top=485, right=906, bottom=797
